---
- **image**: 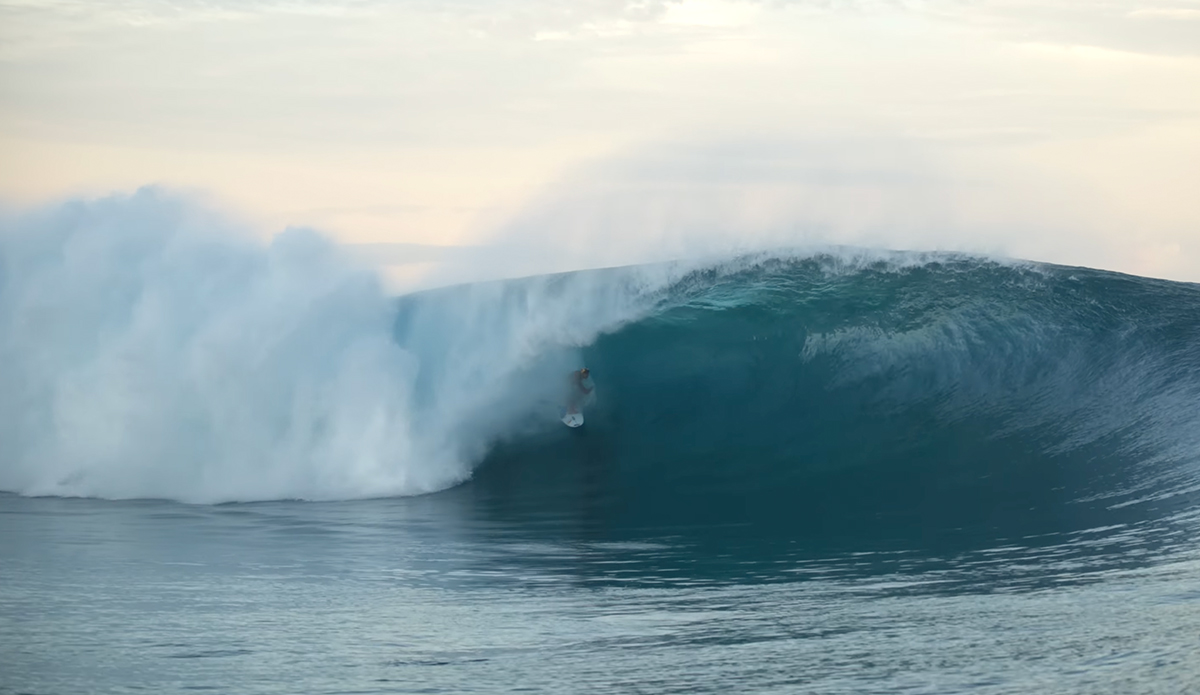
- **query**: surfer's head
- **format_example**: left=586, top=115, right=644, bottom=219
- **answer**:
left=580, top=368, right=590, bottom=377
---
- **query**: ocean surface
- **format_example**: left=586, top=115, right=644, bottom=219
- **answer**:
left=2, top=192, right=1200, bottom=693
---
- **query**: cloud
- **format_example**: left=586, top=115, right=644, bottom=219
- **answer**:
left=2, top=0, right=1197, bottom=283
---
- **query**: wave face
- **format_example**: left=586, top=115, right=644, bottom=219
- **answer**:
left=469, top=255, right=1200, bottom=547
left=2, top=190, right=1199, bottom=536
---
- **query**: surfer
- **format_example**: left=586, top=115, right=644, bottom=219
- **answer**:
left=566, top=367, right=594, bottom=414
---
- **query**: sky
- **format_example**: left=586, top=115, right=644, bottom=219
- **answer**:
left=1, top=0, right=1198, bottom=286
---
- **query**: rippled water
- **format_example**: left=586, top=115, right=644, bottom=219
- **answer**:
left=3, top=490, right=1198, bottom=695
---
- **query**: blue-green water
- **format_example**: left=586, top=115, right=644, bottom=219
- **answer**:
left=2, top=491, right=1199, bottom=694
left=3, top=192, right=1200, bottom=693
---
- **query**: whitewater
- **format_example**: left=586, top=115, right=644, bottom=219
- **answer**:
left=3, top=189, right=1200, bottom=694
left=0, top=189, right=684, bottom=502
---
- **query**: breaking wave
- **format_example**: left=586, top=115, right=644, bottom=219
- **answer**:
left=2, top=189, right=1199, bottom=531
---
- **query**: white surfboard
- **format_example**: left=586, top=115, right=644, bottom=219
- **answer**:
left=560, top=379, right=593, bottom=428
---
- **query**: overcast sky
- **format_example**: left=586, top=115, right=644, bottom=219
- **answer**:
left=2, top=0, right=1198, bottom=284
